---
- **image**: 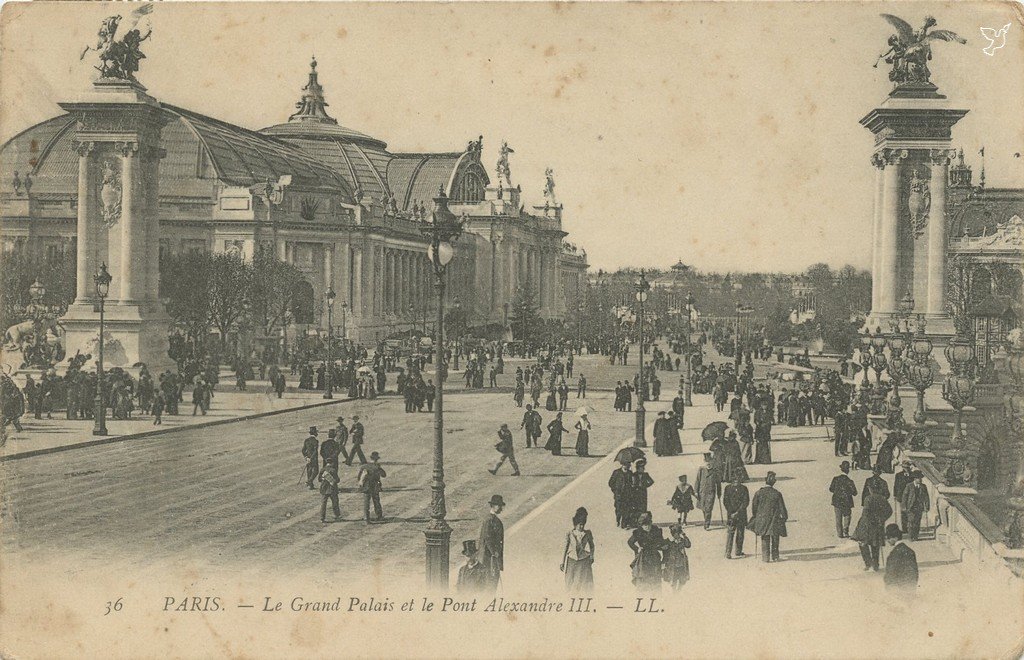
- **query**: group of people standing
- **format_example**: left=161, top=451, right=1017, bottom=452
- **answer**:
left=301, top=416, right=386, bottom=524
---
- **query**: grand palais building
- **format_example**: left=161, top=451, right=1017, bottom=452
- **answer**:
left=0, top=59, right=589, bottom=344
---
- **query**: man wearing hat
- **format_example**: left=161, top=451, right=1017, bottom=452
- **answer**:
left=672, top=390, right=685, bottom=429
left=489, top=423, right=520, bottom=476
left=723, top=472, right=749, bottom=558
left=900, top=470, right=930, bottom=541
left=318, top=462, right=341, bottom=523
left=357, top=451, right=387, bottom=523
left=862, top=464, right=890, bottom=506
left=335, top=416, right=350, bottom=464
left=320, top=428, right=341, bottom=467
left=893, top=460, right=915, bottom=531
left=749, top=471, right=788, bottom=562
left=345, top=415, right=367, bottom=465
left=829, top=461, right=858, bottom=538
left=478, top=495, right=506, bottom=591
left=884, top=524, right=919, bottom=594
left=694, top=452, right=722, bottom=530
left=456, top=540, right=488, bottom=593
left=302, top=426, right=320, bottom=490
left=608, top=460, right=633, bottom=528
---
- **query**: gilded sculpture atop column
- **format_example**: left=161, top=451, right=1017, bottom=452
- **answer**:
left=875, top=15, right=966, bottom=87
left=80, top=6, right=154, bottom=82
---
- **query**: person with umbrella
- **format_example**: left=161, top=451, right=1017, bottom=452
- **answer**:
left=627, top=459, right=655, bottom=527
left=610, top=449, right=642, bottom=528
left=694, top=452, right=721, bottom=530
left=574, top=410, right=592, bottom=457
left=545, top=411, right=567, bottom=456
left=748, top=471, right=788, bottom=562
left=721, top=430, right=748, bottom=483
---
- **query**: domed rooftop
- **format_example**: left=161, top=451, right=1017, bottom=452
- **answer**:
left=1, top=102, right=354, bottom=199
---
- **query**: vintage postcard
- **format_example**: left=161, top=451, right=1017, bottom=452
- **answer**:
left=1, top=1, right=1022, bottom=658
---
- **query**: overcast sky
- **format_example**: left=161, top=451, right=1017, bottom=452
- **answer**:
left=2, top=2, right=1021, bottom=274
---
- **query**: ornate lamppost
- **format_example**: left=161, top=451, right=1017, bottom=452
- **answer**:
left=452, top=297, right=462, bottom=372
left=886, top=292, right=916, bottom=408
left=859, top=329, right=873, bottom=388
left=870, top=327, right=888, bottom=385
left=941, top=332, right=977, bottom=487
left=324, top=287, right=335, bottom=400
left=634, top=270, right=650, bottom=448
left=92, top=263, right=112, bottom=436
left=421, top=187, right=464, bottom=588
left=683, top=292, right=695, bottom=407
left=906, top=317, right=934, bottom=452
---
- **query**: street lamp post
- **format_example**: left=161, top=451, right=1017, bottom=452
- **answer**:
left=577, top=301, right=584, bottom=353
left=634, top=270, right=650, bottom=448
left=683, top=292, right=694, bottom=407
left=421, top=187, right=464, bottom=589
left=324, top=287, right=335, bottom=399
left=859, top=330, right=873, bottom=387
left=907, top=317, right=933, bottom=452
left=942, top=333, right=977, bottom=487
left=452, top=297, right=462, bottom=372
left=92, top=263, right=112, bottom=436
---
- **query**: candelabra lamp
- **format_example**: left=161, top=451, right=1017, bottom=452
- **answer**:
left=941, top=333, right=977, bottom=487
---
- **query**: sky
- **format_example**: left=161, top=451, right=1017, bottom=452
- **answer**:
left=1, top=1, right=1022, bottom=274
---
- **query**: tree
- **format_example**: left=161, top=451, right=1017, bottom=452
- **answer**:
left=0, top=250, right=75, bottom=331
left=206, top=252, right=251, bottom=350
left=509, top=286, right=541, bottom=342
left=248, top=252, right=305, bottom=340
left=160, top=252, right=213, bottom=347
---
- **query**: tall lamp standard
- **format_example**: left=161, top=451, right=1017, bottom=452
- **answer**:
left=421, top=187, right=464, bottom=589
left=907, top=316, right=933, bottom=452
left=683, top=292, right=695, bottom=407
left=577, top=301, right=584, bottom=353
left=942, top=332, right=977, bottom=487
left=634, top=270, right=650, bottom=448
left=452, top=297, right=462, bottom=371
left=859, top=329, right=873, bottom=387
left=92, top=263, right=112, bottom=436
left=886, top=293, right=916, bottom=408
left=324, top=287, right=336, bottom=399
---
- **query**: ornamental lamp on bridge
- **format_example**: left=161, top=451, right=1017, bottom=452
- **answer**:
left=420, top=186, right=464, bottom=590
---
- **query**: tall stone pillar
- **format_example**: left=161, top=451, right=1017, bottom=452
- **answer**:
left=860, top=84, right=966, bottom=336
left=927, top=150, right=953, bottom=317
left=869, top=153, right=885, bottom=314
left=59, top=80, right=172, bottom=370
left=879, top=148, right=904, bottom=315
left=352, top=247, right=363, bottom=318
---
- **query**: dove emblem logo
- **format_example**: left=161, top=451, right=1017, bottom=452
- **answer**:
left=980, top=23, right=1011, bottom=56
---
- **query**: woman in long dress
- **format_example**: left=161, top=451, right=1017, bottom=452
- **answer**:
left=574, top=414, right=591, bottom=457
left=663, top=523, right=691, bottom=590
left=545, top=412, right=566, bottom=455
left=561, top=507, right=595, bottom=594
left=627, top=512, right=665, bottom=593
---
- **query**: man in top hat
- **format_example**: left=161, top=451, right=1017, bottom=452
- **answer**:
left=609, top=459, right=633, bottom=528
left=335, top=416, right=351, bottom=464
left=893, top=460, right=915, bottom=531
left=884, top=523, right=919, bottom=594
left=357, top=451, right=387, bottom=523
left=749, top=471, right=788, bottom=562
left=672, top=390, right=685, bottom=429
left=302, top=426, right=320, bottom=490
left=723, top=471, right=749, bottom=559
left=478, top=495, right=506, bottom=591
left=863, top=464, right=890, bottom=505
left=900, top=470, right=930, bottom=541
left=694, top=452, right=722, bottom=530
left=456, top=540, right=488, bottom=593
left=829, top=461, right=858, bottom=538
left=320, top=428, right=341, bottom=467
left=345, top=415, right=367, bottom=465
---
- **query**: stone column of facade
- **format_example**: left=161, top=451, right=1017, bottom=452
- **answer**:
left=879, top=148, right=906, bottom=315
left=118, top=141, right=140, bottom=302
left=143, top=146, right=163, bottom=302
left=323, top=245, right=333, bottom=327
left=74, top=142, right=95, bottom=302
left=352, top=247, right=364, bottom=318
left=870, top=153, right=885, bottom=314
left=927, top=150, right=951, bottom=316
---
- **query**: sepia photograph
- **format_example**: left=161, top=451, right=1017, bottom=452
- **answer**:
left=0, top=1, right=1022, bottom=657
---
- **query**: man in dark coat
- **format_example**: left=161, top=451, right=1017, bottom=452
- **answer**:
left=335, top=416, right=351, bottom=464
left=652, top=412, right=671, bottom=456
left=863, top=465, right=890, bottom=505
left=749, top=471, right=788, bottom=562
left=901, top=471, right=930, bottom=541
left=672, top=391, right=685, bottom=429
left=357, top=451, right=387, bottom=523
left=829, top=460, right=858, bottom=538
left=302, top=426, right=320, bottom=490
left=694, top=453, right=721, bottom=530
left=478, top=495, right=506, bottom=592
left=345, top=415, right=367, bottom=465
left=319, top=429, right=341, bottom=468
left=723, top=473, right=749, bottom=559
left=851, top=481, right=893, bottom=571
left=318, top=463, right=341, bottom=523
left=489, top=423, right=520, bottom=476
left=456, top=540, right=489, bottom=593
left=609, top=460, right=632, bottom=528
left=893, top=460, right=915, bottom=531
left=520, top=404, right=541, bottom=448
left=884, top=524, right=919, bottom=594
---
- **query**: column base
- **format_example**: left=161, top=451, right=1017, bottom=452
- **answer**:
left=424, top=523, right=452, bottom=590
left=60, top=300, right=173, bottom=372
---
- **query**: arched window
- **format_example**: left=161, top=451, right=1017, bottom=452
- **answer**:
left=453, top=169, right=485, bottom=202
left=291, top=281, right=315, bottom=325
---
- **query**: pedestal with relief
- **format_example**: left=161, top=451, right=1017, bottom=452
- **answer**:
left=860, top=82, right=966, bottom=338
left=57, top=79, right=173, bottom=370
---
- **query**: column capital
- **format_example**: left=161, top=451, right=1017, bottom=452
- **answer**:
left=76, top=141, right=96, bottom=157
left=117, top=141, right=139, bottom=157
left=870, top=152, right=886, bottom=169
left=928, top=148, right=957, bottom=167
left=881, top=148, right=909, bottom=166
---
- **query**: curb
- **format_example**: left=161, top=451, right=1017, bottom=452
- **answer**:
left=0, top=396, right=357, bottom=463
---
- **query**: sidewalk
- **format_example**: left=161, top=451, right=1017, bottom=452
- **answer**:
left=1, top=383, right=351, bottom=461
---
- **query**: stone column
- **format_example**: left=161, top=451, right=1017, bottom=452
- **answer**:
left=352, top=247, right=363, bottom=317
left=870, top=152, right=885, bottom=314
left=879, top=149, right=905, bottom=314
left=118, top=142, right=140, bottom=302
left=75, top=142, right=95, bottom=302
left=323, top=245, right=333, bottom=327
left=927, top=150, right=950, bottom=316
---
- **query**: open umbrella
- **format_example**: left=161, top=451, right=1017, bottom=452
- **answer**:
left=575, top=405, right=594, bottom=418
left=701, top=421, right=728, bottom=443
left=614, top=446, right=646, bottom=464
left=356, top=365, right=373, bottom=375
